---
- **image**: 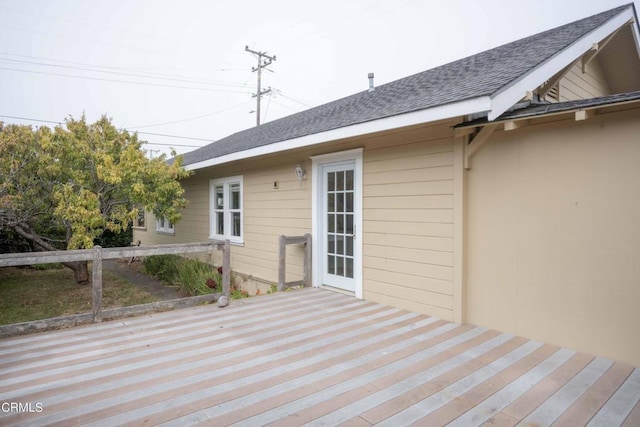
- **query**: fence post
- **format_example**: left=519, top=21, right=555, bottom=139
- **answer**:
left=304, top=233, right=312, bottom=287
left=222, top=240, right=231, bottom=297
left=278, top=235, right=286, bottom=291
left=92, top=246, right=103, bottom=323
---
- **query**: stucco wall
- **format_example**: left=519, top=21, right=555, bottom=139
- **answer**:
left=465, top=107, right=640, bottom=365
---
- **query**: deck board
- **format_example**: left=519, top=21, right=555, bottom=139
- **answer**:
left=0, top=288, right=638, bottom=426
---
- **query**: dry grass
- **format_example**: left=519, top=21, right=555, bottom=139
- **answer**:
left=0, top=264, right=159, bottom=325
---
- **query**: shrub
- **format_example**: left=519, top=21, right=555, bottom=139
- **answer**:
left=143, top=255, right=221, bottom=296
left=142, top=254, right=184, bottom=283
left=94, top=226, right=133, bottom=248
left=175, top=258, right=221, bottom=296
left=29, top=263, right=64, bottom=270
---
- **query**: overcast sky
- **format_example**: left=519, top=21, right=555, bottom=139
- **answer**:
left=0, top=0, right=636, bottom=157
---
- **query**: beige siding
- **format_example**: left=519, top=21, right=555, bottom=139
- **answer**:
left=134, top=120, right=462, bottom=319
left=465, top=106, right=640, bottom=366
left=362, top=121, right=457, bottom=321
left=133, top=172, right=210, bottom=246
left=134, top=155, right=313, bottom=290
left=559, top=57, right=611, bottom=101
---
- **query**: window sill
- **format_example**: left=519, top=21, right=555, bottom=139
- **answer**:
left=210, top=236, right=244, bottom=246
left=156, top=230, right=175, bottom=235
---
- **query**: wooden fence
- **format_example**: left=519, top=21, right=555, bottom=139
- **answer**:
left=0, top=241, right=230, bottom=336
left=278, top=234, right=312, bottom=291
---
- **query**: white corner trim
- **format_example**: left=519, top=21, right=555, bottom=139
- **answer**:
left=631, top=12, right=640, bottom=58
left=185, top=97, right=490, bottom=171
left=488, top=7, right=636, bottom=120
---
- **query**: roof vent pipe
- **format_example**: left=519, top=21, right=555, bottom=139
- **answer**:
left=368, top=72, right=375, bottom=92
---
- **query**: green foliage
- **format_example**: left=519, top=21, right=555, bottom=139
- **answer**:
left=230, top=287, right=249, bottom=299
left=29, top=263, right=64, bottom=270
left=143, top=255, right=221, bottom=296
left=94, top=227, right=133, bottom=249
left=0, top=267, right=157, bottom=325
left=176, top=259, right=221, bottom=296
left=142, top=254, right=183, bottom=283
left=0, top=228, right=31, bottom=253
left=0, top=115, right=191, bottom=251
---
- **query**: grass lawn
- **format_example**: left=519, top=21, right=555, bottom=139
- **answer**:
left=0, top=264, right=159, bottom=325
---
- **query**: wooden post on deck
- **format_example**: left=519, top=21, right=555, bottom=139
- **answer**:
left=304, top=233, right=312, bottom=287
left=222, top=239, right=231, bottom=297
left=92, top=246, right=103, bottom=322
left=278, top=235, right=286, bottom=291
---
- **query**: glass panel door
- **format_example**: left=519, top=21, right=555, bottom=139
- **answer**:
left=322, top=162, right=356, bottom=291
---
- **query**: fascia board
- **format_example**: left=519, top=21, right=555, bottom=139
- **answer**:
left=185, top=96, right=491, bottom=171
left=488, top=7, right=636, bottom=121
left=631, top=6, right=640, bottom=58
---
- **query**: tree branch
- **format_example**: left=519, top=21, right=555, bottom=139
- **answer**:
left=13, top=225, right=57, bottom=252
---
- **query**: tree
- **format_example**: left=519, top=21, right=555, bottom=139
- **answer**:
left=0, top=115, right=191, bottom=283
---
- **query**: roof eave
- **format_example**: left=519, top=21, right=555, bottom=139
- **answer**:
left=185, top=96, right=492, bottom=171
left=487, top=5, right=637, bottom=121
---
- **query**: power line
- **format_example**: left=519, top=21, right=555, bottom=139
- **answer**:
left=0, top=114, right=213, bottom=145
left=269, top=99, right=304, bottom=113
left=134, top=131, right=212, bottom=142
left=257, top=0, right=357, bottom=44
left=0, top=21, right=216, bottom=66
left=126, top=100, right=251, bottom=129
left=0, top=56, right=252, bottom=89
left=0, top=114, right=62, bottom=125
left=0, top=66, right=252, bottom=94
left=0, top=50, right=249, bottom=82
left=273, top=89, right=313, bottom=108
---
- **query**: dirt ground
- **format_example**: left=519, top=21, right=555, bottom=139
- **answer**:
left=102, top=259, right=180, bottom=301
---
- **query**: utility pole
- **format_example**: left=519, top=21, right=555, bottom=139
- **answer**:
left=144, top=148, right=160, bottom=159
left=245, top=46, right=276, bottom=126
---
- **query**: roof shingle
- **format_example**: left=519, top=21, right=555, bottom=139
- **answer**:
left=180, top=4, right=631, bottom=166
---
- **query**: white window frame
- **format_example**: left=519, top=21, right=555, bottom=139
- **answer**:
left=155, top=215, right=174, bottom=235
left=133, top=206, right=146, bottom=230
left=210, top=176, right=244, bottom=244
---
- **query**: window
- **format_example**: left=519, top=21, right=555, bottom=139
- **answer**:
left=133, top=207, right=146, bottom=229
left=210, top=176, right=243, bottom=243
left=155, top=215, right=174, bottom=234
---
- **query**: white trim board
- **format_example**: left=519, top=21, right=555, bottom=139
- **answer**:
left=185, top=98, right=489, bottom=171
left=311, top=148, right=364, bottom=299
left=488, top=7, right=637, bottom=120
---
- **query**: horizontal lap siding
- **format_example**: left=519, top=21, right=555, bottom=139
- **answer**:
left=234, top=159, right=312, bottom=283
left=134, top=121, right=461, bottom=315
left=362, top=122, right=456, bottom=320
left=134, top=158, right=312, bottom=285
left=559, top=58, right=611, bottom=101
left=133, top=173, right=210, bottom=246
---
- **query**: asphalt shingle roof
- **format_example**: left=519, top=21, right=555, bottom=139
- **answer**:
left=459, top=90, right=640, bottom=126
left=180, top=5, right=631, bottom=166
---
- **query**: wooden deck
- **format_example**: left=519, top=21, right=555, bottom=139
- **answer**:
left=1, top=288, right=639, bottom=426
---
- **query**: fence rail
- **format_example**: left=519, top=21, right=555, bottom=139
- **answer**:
left=278, top=234, right=312, bottom=291
left=0, top=241, right=230, bottom=331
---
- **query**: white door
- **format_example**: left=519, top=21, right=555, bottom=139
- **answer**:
left=321, top=162, right=356, bottom=292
